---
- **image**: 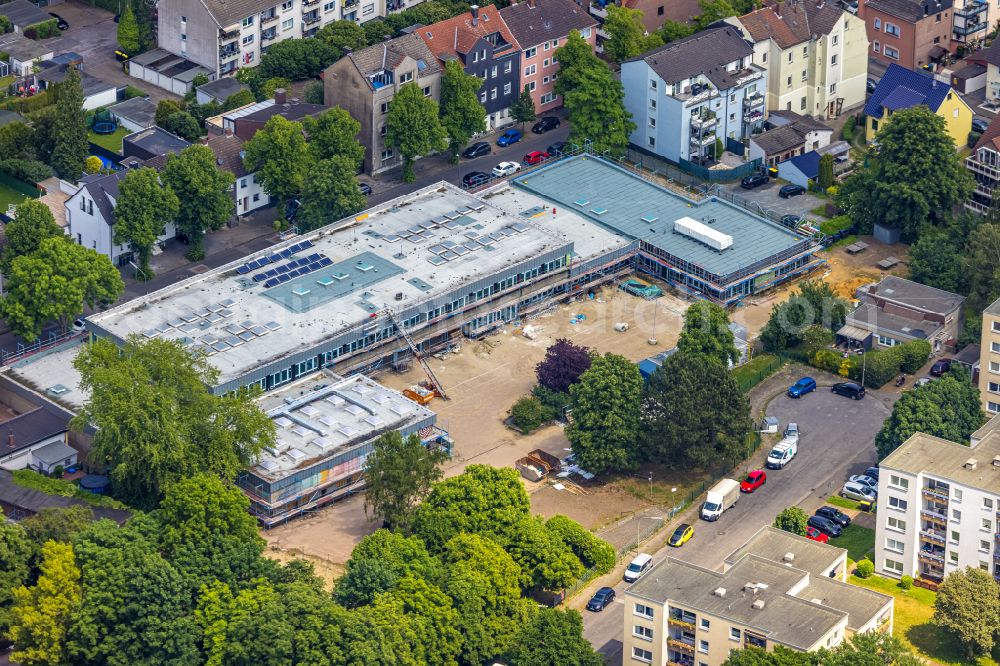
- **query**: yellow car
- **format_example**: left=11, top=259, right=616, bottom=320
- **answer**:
left=668, top=523, right=694, bottom=547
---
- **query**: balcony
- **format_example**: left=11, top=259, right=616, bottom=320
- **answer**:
left=744, top=109, right=764, bottom=123
left=920, top=529, right=946, bottom=544
left=690, top=113, right=718, bottom=131
left=667, top=658, right=695, bottom=666
left=743, top=92, right=764, bottom=108
left=668, top=614, right=696, bottom=631
left=690, top=134, right=716, bottom=147
left=219, top=48, right=239, bottom=61
left=262, top=29, right=277, bottom=41
left=304, top=0, right=321, bottom=4
left=345, top=0, right=360, bottom=7
left=667, top=637, right=695, bottom=653
left=260, top=11, right=278, bottom=23
left=919, top=545, right=945, bottom=564
left=921, top=509, right=947, bottom=524
left=922, top=487, right=949, bottom=501
left=745, top=633, right=767, bottom=649
left=303, top=12, right=321, bottom=24
left=955, top=0, right=988, bottom=17
left=219, top=27, right=240, bottom=42
left=954, top=18, right=987, bottom=37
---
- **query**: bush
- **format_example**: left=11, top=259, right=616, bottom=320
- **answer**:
left=811, top=348, right=842, bottom=373
left=546, top=514, right=615, bottom=574
left=122, top=85, right=147, bottom=100
left=0, top=158, right=52, bottom=185
left=23, top=19, right=59, bottom=40
left=969, top=131, right=983, bottom=149
left=842, top=116, right=856, bottom=142
left=900, top=575, right=913, bottom=590
left=898, top=339, right=931, bottom=374
left=52, top=465, right=64, bottom=478
left=510, top=396, right=554, bottom=433
left=533, top=384, right=571, bottom=417
left=856, top=558, right=874, bottom=578
left=84, top=156, right=103, bottom=174
left=855, top=347, right=901, bottom=388
left=11, top=469, right=128, bottom=509
left=820, top=214, right=853, bottom=236
left=826, top=185, right=838, bottom=197
left=1, top=91, right=55, bottom=113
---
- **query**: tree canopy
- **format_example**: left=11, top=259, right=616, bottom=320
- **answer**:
left=536, top=338, right=591, bottom=393
left=257, top=38, right=338, bottom=81
left=50, top=66, right=88, bottom=181
left=773, top=507, right=809, bottom=536
left=386, top=82, right=448, bottom=182
left=761, top=280, right=848, bottom=352
left=602, top=6, right=661, bottom=63
left=1, top=199, right=64, bottom=274
left=298, top=156, right=366, bottom=232
left=505, top=608, right=602, bottom=666
left=439, top=60, right=487, bottom=163
left=162, top=145, right=235, bottom=261
left=511, top=85, right=537, bottom=128
left=677, top=301, right=740, bottom=366
left=934, top=567, right=1000, bottom=660
left=243, top=115, right=310, bottom=217
left=113, top=166, right=180, bottom=279
left=302, top=108, right=364, bottom=168
left=363, top=430, right=447, bottom=531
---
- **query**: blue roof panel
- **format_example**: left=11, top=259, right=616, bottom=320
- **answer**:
left=864, top=63, right=951, bottom=119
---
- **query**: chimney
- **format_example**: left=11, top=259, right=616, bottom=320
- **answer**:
left=471, top=4, right=480, bottom=25
left=274, top=88, right=287, bottom=104
left=7, top=431, right=13, bottom=449
left=713, top=587, right=727, bottom=598
left=752, top=599, right=766, bottom=610
left=964, top=458, right=978, bottom=470
left=783, top=552, right=795, bottom=563
left=992, top=455, right=1000, bottom=467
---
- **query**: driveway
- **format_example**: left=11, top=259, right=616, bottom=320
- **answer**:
left=723, top=180, right=826, bottom=222
left=581, top=367, right=896, bottom=663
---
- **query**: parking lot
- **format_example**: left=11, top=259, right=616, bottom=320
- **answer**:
left=579, top=365, right=897, bottom=663
left=723, top=178, right=826, bottom=222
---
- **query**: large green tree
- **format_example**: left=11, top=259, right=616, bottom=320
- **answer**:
left=386, top=82, right=448, bottom=182
left=836, top=106, right=973, bottom=241
left=510, top=85, right=537, bottom=128
left=1, top=199, right=64, bottom=274
left=50, top=66, right=88, bottom=181
left=162, top=111, right=201, bottom=142
left=116, top=4, right=140, bottom=54
left=113, top=166, right=180, bottom=279
left=316, top=20, right=367, bottom=53
left=1, top=237, right=123, bottom=340
left=162, top=144, right=235, bottom=261
left=566, top=352, right=643, bottom=473
left=677, top=301, right=739, bottom=367
left=555, top=31, right=635, bottom=155
left=72, top=337, right=275, bottom=507
left=965, top=222, right=1000, bottom=312
left=243, top=115, right=309, bottom=222
left=822, top=631, right=922, bottom=666
left=131, top=0, right=156, bottom=52
left=505, top=608, right=602, bottom=666
left=934, top=566, right=1000, bottom=660
left=760, top=280, right=848, bottom=352
left=875, top=368, right=985, bottom=459
left=257, top=38, right=339, bottom=80
left=603, top=6, right=661, bottom=63
left=641, top=352, right=751, bottom=467
left=9, top=541, right=82, bottom=666
left=0, top=520, right=35, bottom=636
left=335, top=529, right=441, bottom=608
left=500, top=516, right=583, bottom=591
left=908, top=231, right=963, bottom=295
left=298, top=156, right=366, bottom=232
left=773, top=506, right=809, bottom=536
left=369, top=576, right=463, bottom=666
left=302, top=107, right=364, bottom=168
left=363, top=430, right=447, bottom=531
left=439, top=60, right=487, bottom=163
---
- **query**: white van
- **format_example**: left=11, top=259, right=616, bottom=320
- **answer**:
left=623, top=553, right=653, bottom=583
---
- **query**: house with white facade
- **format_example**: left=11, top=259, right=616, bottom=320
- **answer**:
left=205, top=131, right=270, bottom=217
left=621, top=25, right=767, bottom=164
left=0, top=404, right=72, bottom=473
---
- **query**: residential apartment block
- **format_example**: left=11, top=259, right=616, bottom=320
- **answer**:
left=323, top=33, right=442, bottom=174
left=732, top=0, right=868, bottom=119
left=621, top=26, right=767, bottom=164
left=978, top=297, right=1000, bottom=414
left=965, top=115, right=1000, bottom=214
left=874, top=416, right=1000, bottom=586
left=623, top=526, right=893, bottom=666
left=498, top=0, right=597, bottom=113
left=859, top=0, right=952, bottom=70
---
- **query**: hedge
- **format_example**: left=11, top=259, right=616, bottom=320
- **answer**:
left=546, top=514, right=615, bottom=574
left=11, top=469, right=128, bottom=509
left=1, top=91, right=55, bottom=113
left=23, top=19, right=60, bottom=40
left=802, top=339, right=932, bottom=388
left=0, top=158, right=52, bottom=185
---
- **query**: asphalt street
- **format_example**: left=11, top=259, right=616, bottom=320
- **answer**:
left=582, top=380, right=895, bottom=663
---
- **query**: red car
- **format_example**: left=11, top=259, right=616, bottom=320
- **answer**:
left=740, top=470, right=767, bottom=493
left=523, top=150, right=549, bottom=165
left=805, top=526, right=829, bottom=543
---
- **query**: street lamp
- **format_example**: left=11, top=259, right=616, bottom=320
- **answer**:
left=636, top=515, right=664, bottom=553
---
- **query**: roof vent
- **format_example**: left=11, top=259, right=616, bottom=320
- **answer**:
left=993, top=455, right=1000, bottom=467
left=713, top=587, right=727, bottom=598
left=783, top=552, right=795, bottom=563
left=965, top=458, right=978, bottom=470
left=752, top=599, right=766, bottom=610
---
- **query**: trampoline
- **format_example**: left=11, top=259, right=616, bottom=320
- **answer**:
left=91, top=109, right=118, bottom=135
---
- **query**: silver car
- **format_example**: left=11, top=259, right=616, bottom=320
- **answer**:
left=842, top=481, right=876, bottom=502
left=849, top=474, right=878, bottom=491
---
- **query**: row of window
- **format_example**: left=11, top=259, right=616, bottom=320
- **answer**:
left=523, top=57, right=557, bottom=77
left=872, top=42, right=900, bottom=60
left=524, top=38, right=562, bottom=60
left=872, top=18, right=902, bottom=36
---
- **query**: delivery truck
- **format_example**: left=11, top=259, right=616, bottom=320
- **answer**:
left=701, top=478, right=740, bottom=521
left=765, top=436, right=798, bottom=469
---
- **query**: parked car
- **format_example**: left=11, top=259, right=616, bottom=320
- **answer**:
left=49, top=13, right=69, bottom=30
left=623, top=553, right=653, bottom=582
left=740, top=470, right=767, bottom=493
left=740, top=173, right=769, bottom=189
left=815, top=506, right=851, bottom=528
left=866, top=77, right=877, bottom=93
left=779, top=184, right=805, bottom=198
left=492, top=161, right=521, bottom=177
left=358, top=182, right=372, bottom=196
left=547, top=141, right=569, bottom=156
left=784, top=422, right=799, bottom=440
left=788, top=377, right=817, bottom=398
left=831, top=381, right=865, bottom=400
left=929, top=358, right=953, bottom=377
left=845, top=0, right=859, bottom=13
left=781, top=214, right=802, bottom=227
left=668, top=524, right=694, bottom=547
left=805, top=526, right=829, bottom=543
left=532, top=116, right=560, bottom=133
left=462, top=171, right=490, bottom=187
left=463, top=142, right=491, bottom=159
left=71, top=318, right=86, bottom=334
left=807, top=514, right=843, bottom=537
left=842, top=480, right=877, bottom=502
left=523, top=151, right=549, bottom=165
left=496, top=128, right=522, bottom=146
left=864, top=466, right=880, bottom=481
left=284, top=198, right=301, bottom=222
left=849, top=474, right=879, bottom=491
left=973, top=117, right=990, bottom=134
left=586, top=586, right=616, bottom=611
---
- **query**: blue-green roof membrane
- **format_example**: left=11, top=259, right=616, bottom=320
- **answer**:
left=261, top=251, right=405, bottom=314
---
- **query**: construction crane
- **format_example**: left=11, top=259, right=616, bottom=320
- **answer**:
left=383, top=307, right=449, bottom=400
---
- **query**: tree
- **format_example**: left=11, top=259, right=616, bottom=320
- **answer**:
left=84, top=156, right=103, bottom=174
left=31, top=108, right=58, bottom=165
left=0, top=521, right=35, bottom=635
left=875, top=368, right=985, bottom=459
left=9, top=541, right=81, bottom=666
left=1, top=237, right=123, bottom=340
left=722, top=646, right=813, bottom=666
left=603, top=6, right=662, bottom=63
left=363, top=430, right=447, bottom=531
left=555, top=31, right=635, bottom=155
left=21, top=506, right=94, bottom=550
left=113, top=167, right=179, bottom=279
left=505, top=608, right=602, bottom=666
left=824, top=631, right=922, bottom=666
left=303, top=107, right=364, bottom=168
left=761, top=280, right=847, bottom=352
left=72, top=337, right=275, bottom=507
left=500, top=516, right=584, bottom=591
left=412, top=465, right=531, bottom=550
left=116, top=4, right=140, bottom=54
left=695, top=0, right=740, bottom=28
left=50, top=66, right=87, bottom=181
left=536, top=338, right=591, bottom=393
left=335, top=529, right=440, bottom=608
left=222, top=89, right=255, bottom=111
left=258, top=38, right=338, bottom=80
left=298, top=156, right=366, bottom=232
left=0, top=121, right=35, bottom=159
left=243, top=115, right=309, bottom=221
left=385, top=82, right=448, bottom=182
left=773, top=507, right=808, bottom=535
left=162, top=144, right=235, bottom=261
left=818, top=152, right=834, bottom=189
left=439, top=60, right=487, bottom=163
left=836, top=106, right=973, bottom=240
left=908, top=232, right=962, bottom=294
left=0, top=15, right=12, bottom=34
left=162, top=111, right=201, bottom=141
left=546, top=515, right=615, bottom=574
left=510, top=395, right=553, bottom=433
left=510, top=85, right=537, bottom=128
left=369, top=576, right=463, bottom=666
left=335, top=558, right=399, bottom=609
left=677, top=301, right=739, bottom=366
left=304, top=81, right=325, bottom=105
left=261, top=77, right=293, bottom=101
left=641, top=353, right=751, bottom=467
left=965, top=222, right=1000, bottom=312
left=656, top=20, right=695, bottom=43
left=131, top=0, right=156, bottom=52
left=316, top=20, right=367, bottom=53
left=934, top=566, right=1000, bottom=660
left=1, top=198, right=64, bottom=274
left=566, top=353, right=644, bottom=473
left=155, top=99, right=183, bottom=127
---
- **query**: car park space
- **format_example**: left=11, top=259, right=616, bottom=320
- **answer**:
left=724, top=179, right=825, bottom=222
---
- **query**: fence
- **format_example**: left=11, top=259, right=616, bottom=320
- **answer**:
left=679, top=156, right=763, bottom=183
left=734, top=354, right=786, bottom=392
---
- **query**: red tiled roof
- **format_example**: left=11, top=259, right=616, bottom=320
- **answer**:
left=419, top=5, right=522, bottom=62
left=974, top=114, right=1000, bottom=152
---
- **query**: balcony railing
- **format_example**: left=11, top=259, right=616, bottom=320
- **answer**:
left=668, top=615, right=696, bottom=630
left=345, top=0, right=360, bottom=7
left=667, top=639, right=695, bottom=653
left=303, top=0, right=321, bottom=5
left=919, top=549, right=945, bottom=564
left=744, top=109, right=764, bottom=123
left=690, top=134, right=716, bottom=147
left=920, top=529, right=946, bottom=544
left=260, top=12, right=278, bottom=23
left=955, top=0, right=988, bottom=17
left=954, top=19, right=987, bottom=36
left=922, top=487, right=949, bottom=501
left=262, top=29, right=277, bottom=41
left=743, top=93, right=764, bottom=108
left=690, top=114, right=718, bottom=131
left=219, top=27, right=240, bottom=41
left=303, top=13, right=321, bottom=24
left=745, top=634, right=767, bottom=649
left=921, top=509, right=947, bottom=523
left=219, top=48, right=239, bottom=61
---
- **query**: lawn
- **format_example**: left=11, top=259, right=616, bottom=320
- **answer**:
left=732, top=354, right=783, bottom=392
left=849, top=573, right=998, bottom=665
left=88, top=126, right=130, bottom=153
left=829, top=524, right=874, bottom=562
left=825, top=494, right=863, bottom=511
left=0, top=183, right=29, bottom=213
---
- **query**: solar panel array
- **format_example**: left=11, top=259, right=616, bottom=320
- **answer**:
left=425, top=222, right=528, bottom=266
left=248, top=253, right=334, bottom=288
left=189, top=320, right=283, bottom=356
left=142, top=299, right=238, bottom=338
left=382, top=205, right=486, bottom=246
left=235, top=239, right=315, bottom=275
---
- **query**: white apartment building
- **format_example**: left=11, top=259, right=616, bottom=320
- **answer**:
left=874, top=416, right=1000, bottom=587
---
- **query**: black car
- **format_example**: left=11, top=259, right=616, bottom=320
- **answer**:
left=740, top=173, right=769, bottom=189
left=547, top=141, right=569, bottom=156
left=807, top=515, right=843, bottom=537
left=586, top=586, right=616, bottom=612
left=929, top=358, right=953, bottom=377
left=779, top=184, right=805, bottom=198
left=831, top=381, right=865, bottom=400
left=49, top=13, right=69, bottom=30
left=815, top=506, right=851, bottom=528
left=532, top=116, right=560, bottom=134
left=780, top=214, right=801, bottom=227
left=359, top=182, right=372, bottom=196
left=866, top=78, right=877, bottom=94
left=463, top=142, right=491, bottom=159
left=973, top=117, right=990, bottom=134
left=462, top=171, right=490, bottom=187
left=284, top=198, right=301, bottom=222
left=864, top=466, right=879, bottom=481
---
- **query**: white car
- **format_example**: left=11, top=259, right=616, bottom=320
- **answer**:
left=842, top=481, right=876, bottom=502
left=849, top=474, right=878, bottom=491
left=492, top=161, right=521, bottom=177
